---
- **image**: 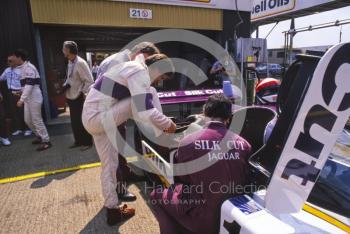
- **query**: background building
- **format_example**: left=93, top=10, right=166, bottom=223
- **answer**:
left=0, top=0, right=252, bottom=120
left=268, top=45, right=331, bottom=64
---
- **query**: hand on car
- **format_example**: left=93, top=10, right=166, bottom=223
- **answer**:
left=164, top=121, right=177, bottom=133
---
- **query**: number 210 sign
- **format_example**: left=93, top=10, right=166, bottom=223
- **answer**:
left=129, top=8, right=153, bottom=19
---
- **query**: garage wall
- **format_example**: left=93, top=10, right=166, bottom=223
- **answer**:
left=29, top=0, right=223, bottom=30
left=0, top=0, right=36, bottom=72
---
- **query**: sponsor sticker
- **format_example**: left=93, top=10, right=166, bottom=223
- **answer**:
left=229, top=195, right=262, bottom=215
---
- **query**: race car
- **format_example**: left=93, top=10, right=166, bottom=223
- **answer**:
left=132, top=43, right=350, bottom=233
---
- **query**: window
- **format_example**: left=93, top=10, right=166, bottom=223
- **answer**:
left=277, top=52, right=285, bottom=58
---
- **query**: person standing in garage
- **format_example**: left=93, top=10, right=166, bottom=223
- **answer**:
left=14, top=49, right=52, bottom=151
left=82, top=53, right=176, bottom=226
left=0, top=55, right=32, bottom=139
left=62, top=41, right=94, bottom=151
left=0, top=90, right=10, bottom=146
left=97, top=42, right=161, bottom=202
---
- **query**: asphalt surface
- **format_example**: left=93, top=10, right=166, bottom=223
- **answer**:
left=0, top=123, right=99, bottom=178
left=0, top=123, right=160, bottom=234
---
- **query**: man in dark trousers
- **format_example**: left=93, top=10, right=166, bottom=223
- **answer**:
left=151, top=94, right=251, bottom=234
left=0, top=90, right=10, bottom=146
left=62, top=41, right=94, bottom=151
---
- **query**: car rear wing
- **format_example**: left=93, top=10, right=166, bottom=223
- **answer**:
left=158, top=89, right=224, bottom=105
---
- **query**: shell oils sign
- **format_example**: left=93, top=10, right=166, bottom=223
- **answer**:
left=252, top=0, right=296, bottom=21
left=252, top=0, right=337, bottom=21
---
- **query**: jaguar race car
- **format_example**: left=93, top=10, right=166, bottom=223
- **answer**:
left=132, top=43, right=350, bottom=233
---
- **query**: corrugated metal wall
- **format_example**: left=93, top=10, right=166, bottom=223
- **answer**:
left=0, top=0, right=36, bottom=72
left=29, top=0, right=223, bottom=30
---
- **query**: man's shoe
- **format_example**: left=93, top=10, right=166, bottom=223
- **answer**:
left=80, top=145, right=92, bottom=151
left=0, top=138, right=11, bottom=146
left=118, top=191, right=137, bottom=202
left=24, top=130, right=32, bottom=136
left=106, top=204, right=135, bottom=226
left=12, top=130, right=23, bottom=136
left=37, top=142, right=52, bottom=151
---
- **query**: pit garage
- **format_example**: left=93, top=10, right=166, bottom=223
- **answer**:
left=27, top=0, right=252, bottom=119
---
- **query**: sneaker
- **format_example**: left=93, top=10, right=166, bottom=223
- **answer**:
left=0, top=138, right=11, bottom=146
left=106, top=204, right=135, bottom=226
left=12, top=130, right=23, bottom=136
left=24, top=130, right=32, bottom=136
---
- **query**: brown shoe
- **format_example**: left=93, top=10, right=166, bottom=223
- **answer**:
left=106, top=204, right=135, bottom=226
left=36, top=142, right=52, bottom=151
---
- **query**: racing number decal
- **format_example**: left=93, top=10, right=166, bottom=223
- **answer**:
left=282, top=44, right=350, bottom=186
left=266, top=43, right=350, bottom=214
left=282, top=105, right=337, bottom=186
left=322, top=44, right=350, bottom=111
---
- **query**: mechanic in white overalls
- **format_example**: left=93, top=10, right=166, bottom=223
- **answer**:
left=14, top=50, right=51, bottom=151
left=97, top=42, right=162, bottom=202
left=82, top=53, right=176, bottom=226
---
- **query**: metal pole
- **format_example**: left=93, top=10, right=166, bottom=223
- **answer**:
left=283, top=32, right=289, bottom=67
left=265, top=22, right=279, bottom=39
left=289, top=18, right=295, bottom=65
left=34, top=27, right=51, bottom=121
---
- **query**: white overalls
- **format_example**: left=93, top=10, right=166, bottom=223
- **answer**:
left=19, top=61, right=50, bottom=143
left=83, top=55, right=171, bottom=208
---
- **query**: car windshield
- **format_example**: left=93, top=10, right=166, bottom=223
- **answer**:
left=307, top=127, right=350, bottom=219
left=257, top=64, right=267, bottom=70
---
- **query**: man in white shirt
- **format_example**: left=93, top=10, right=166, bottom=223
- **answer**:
left=91, top=62, right=99, bottom=81
left=0, top=55, right=31, bottom=138
left=0, top=90, right=10, bottom=146
left=82, top=53, right=176, bottom=226
left=14, top=49, right=51, bottom=151
left=62, top=41, right=94, bottom=151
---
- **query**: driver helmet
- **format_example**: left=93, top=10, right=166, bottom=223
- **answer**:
left=255, top=78, right=281, bottom=105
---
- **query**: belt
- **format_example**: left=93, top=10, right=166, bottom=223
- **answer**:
left=94, top=76, right=130, bottom=100
left=20, top=78, right=40, bottom=87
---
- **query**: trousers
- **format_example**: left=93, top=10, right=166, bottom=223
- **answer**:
left=83, top=97, right=132, bottom=208
left=24, top=97, right=50, bottom=142
left=67, top=94, right=93, bottom=146
left=83, top=87, right=163, bottom=208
